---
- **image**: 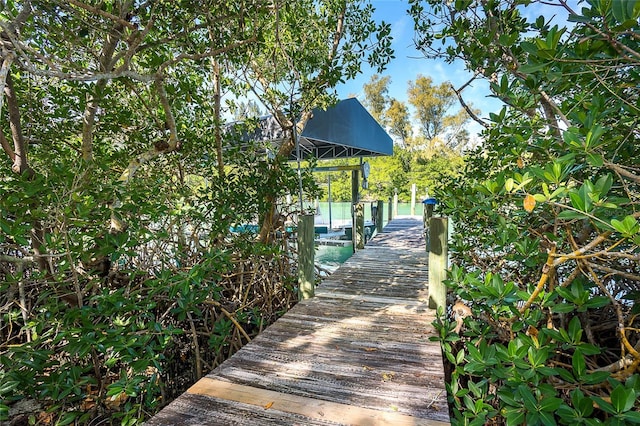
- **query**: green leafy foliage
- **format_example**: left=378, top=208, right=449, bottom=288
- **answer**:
left=412, top=0, right=640, bottom=424
left=0, top=1, right=393, bottom=423
left=315, top=145, right=463, bottom=203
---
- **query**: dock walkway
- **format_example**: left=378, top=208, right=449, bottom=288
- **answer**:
left=148, top=217, right=450, bottom=425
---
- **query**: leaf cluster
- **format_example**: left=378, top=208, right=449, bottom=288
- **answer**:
left=411, top=0, right=640, bottom=424
left=0, top=0, right=393, bottom=423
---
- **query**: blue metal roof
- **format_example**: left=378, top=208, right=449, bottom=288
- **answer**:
left=297, top=98, right=393, bottom=159
left=230, top=98, right=393, bottom=160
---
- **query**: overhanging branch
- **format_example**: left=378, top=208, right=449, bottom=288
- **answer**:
left=450, top=78, right=488, bottom=129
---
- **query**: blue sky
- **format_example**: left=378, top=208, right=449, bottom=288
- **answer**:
left=335, top=0, right=576, bottom=138
left=335, top=0, right=502, bottom=136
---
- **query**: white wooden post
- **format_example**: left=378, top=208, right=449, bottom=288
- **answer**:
left=410, top=183, right=416, bottom=215
left=393, top=190, right=398, bottom=218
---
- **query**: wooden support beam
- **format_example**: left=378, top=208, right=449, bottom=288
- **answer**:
left=410, top=183, right=417, bottom=216
left=376, top=200, right=384, bottom=234
left=298, top=214, right=315, bottom=299
left=355, top=202, right=364, bottom=250
left=428, top=217, right=448, bottom=311
left=314, top=164, right=361, bottom=172
left=351, top=170, right=360, bottom=253
left=351, top=170, right=360, bottom=205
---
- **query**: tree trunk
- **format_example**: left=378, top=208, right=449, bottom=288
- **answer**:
left=212, top=60, right=225, bottom=178
left=258, top=110, right=313, bottom=244
left=5, top=74, right=31, bottom=177
left=3, top=71, right=69, bottom=303
left=81, top=22, right=124, bottom=161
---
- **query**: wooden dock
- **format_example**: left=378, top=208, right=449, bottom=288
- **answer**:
left=148, top=217, right=450, bottom=425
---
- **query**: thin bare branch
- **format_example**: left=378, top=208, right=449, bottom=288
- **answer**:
left=14, top=65, right=154, bottom=83
left=450, top=80, right=488, bottom=129
left=539, top=89, right=571, bottom=130
left=154, top=77, right=179, bottom=150
left=158, top=37, right=257, bottom=73
left=82, top=19, right=125, bottom=162
left=595, top=353, right=638, bottom=373
left=4, top=73, right=31, bottom=176
left=0, top=125, right=14, bottom=162
left=586, top=262, right=640, bottom=282
left=558, top=0, right=640, bottom=61
left=606, top=162, right=640, bottom=184
left=515, top=245, right=556, bottom=317
left=204, top=298, right=252, bottom=343
left=583, top=261, right=640, bottom=360
left=552, top=234, right=619, bottom=266
left=0, top=52, right=15, bottom=121
left=329, top=4, right=346, bottom=63
left=0, top=255, right=34, bottom=263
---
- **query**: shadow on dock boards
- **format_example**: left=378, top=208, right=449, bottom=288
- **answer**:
left=148, top=217, right=450, bottom=425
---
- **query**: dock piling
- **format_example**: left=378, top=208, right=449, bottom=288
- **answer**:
left=428, top=217, right=448, bottom=311
left=410, top=183, right=417, bottom=215
left=298, top=214, right=315, bottom=299
left=354, top=202, right=365, bottom=250
left=376, top=200, right=384, bottom=234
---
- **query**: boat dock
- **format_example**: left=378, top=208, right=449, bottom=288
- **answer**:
left=148, top=216, right=450, bottom=425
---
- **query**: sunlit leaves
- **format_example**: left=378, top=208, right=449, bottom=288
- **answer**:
left=523, top=194, right=535, bottom=212
left=412, top=0, right=640, bottom=424
left=611, top=0, right=640, bottom=27
left=611, top=215, right=640, bottom=238
left=0, top=2, right=396, bottom=424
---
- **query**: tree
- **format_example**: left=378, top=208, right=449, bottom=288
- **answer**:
left=410, top=0, right=640, bottom=424
left=231, top=99, right=264, bottom=120
left=0, top=0, right=265, bottom=257
left=410, top=149, right=463, bottom=196
left=442, top=107, right=476, bottom=151
left=407, top=74, right=473, bottom=151
left=235, top=0, right=393, bottom=243
left=363, top=74, right=391, bottom=125
left=386, top=98, right=412, bottom=146
left=0, top=1, right=392, bottom=423
left=367, top=145, right=411, bottom=200
left=0, top=2, right=287, bottom=422
left=407, top=75, right=454, bottom=140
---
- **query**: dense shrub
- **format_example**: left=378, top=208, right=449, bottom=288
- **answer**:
left=0, top=1, right=393, bottom=423
left=0, top=144, right=307, bottom=424
left=410, top=0, right=640, bottom=424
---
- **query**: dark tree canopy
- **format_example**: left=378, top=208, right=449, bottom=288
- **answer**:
left=0, top=1, right=393, bottom=423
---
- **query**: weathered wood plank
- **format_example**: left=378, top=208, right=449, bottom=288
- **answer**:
left=185, top=378, right=450, bottom=426
left=148, top=392, right=337, bottom=425
left=148, top=217, right=450, bottom=425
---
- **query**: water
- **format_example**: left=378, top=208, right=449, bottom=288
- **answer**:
left=313, top=201, right=424, bottom=229
left=315, top=244, right=354, bottom=271
left=312, top=202, right=424, bottom=271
